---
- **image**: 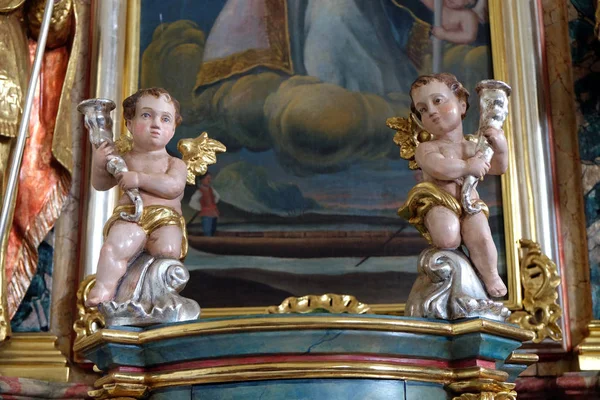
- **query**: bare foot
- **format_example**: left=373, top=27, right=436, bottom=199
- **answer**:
left=85, top=280, right=116, bottom=307
left=482, top=274, right=507, bottom=298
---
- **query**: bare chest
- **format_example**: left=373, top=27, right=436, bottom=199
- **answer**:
left=438, top=141, right=476, bottom=160
left=124, top=154, right=170, bottom=174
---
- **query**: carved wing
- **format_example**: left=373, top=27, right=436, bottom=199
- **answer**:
left=386, top=113, right=431, bottom=170
left=177, top=132, right=227, bottom=185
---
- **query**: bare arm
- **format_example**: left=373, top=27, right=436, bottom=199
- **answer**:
left=416, top=143, right=468, bottom=180
left=117, top=157, right=188, bottom=199
left=91, top=142, right=117, bottom=191
left=416, top=143, right=490, bottom=180
left=433, top=9, right=478, bottom=44
left=139, top=158, right=187, bottom=199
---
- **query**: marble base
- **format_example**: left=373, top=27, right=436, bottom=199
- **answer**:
left=75, top=314, right=535, bottom=399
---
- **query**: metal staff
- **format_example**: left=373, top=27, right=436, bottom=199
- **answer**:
left=432, top=0, right=443, bottom=73
left=0, top=0, right=55, bottom=243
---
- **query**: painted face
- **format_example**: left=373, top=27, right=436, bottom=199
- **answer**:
left=202, top=174, right=212, bottom=185
left=127, top=94, right=176, bottom=151
left=411, top=80, right=466, bottom=137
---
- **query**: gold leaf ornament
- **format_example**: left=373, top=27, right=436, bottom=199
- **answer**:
left=387, top=113, right=431, bottom=170
left=177, top=132, right=227, bottom=185
left=507, top=239, right=563, bottom=343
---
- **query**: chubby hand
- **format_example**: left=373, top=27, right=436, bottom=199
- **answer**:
left=466, top=152, right=490, bottom=178
left=92, top=142, right=114, bottom=171
left=482, top=127, right=507, bottom=151
left=116, top=171, right=140, bottom=191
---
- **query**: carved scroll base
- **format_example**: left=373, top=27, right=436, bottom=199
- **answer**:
left=98, top=253, right=200, bottom=327
left=406, top=247, right=510, bottom=322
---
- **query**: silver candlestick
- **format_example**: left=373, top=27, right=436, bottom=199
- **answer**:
left=461, top=80, right=511, bottom=215
left=77, top=98, right=143, bottom=222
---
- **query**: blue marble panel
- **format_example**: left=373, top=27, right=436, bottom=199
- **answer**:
left=88, top=329, right=520, bottom=371
left=189, top=379, right=406, bottom=400
left=151, top=386, right=192, bottom=400
left=497, top=362, right=528, bottom=382
left=88, top=316, right=523, bottom=371
left=405, top=381, right=448, bottom=400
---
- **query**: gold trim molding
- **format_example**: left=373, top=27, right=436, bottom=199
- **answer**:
left=74, top=314, right=534, bottom=355
left=507, top=239, right=562, bottom=343
left=505, top=351, right=538, bottom=366
left=0, top=333, right=69, bottom=382
left=73, top=274, right=105, bottom=348
left=267, top=293, right=371, bottom=314
left=578, top=321, right=600, bottom=370
left=89, top=383, right=149, bottom=400
left=449, top=379, right=517, bottom=400
left=89, top=362, right=508, bottom=399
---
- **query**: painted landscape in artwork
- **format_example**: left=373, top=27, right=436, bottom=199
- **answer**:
left=138, top=0, right=505, bottom=308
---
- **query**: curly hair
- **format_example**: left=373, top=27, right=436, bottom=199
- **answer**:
left=116, top=87, right=182, bottom=153
left=122, top=87, right=182, bottom=126
left=409, top=73, right=470, bottom=120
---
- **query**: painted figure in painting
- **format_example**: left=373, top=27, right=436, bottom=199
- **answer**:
left=397, top=73, right=509, bottom=298
left=86, top=88, right=188, bottom=306
left=419, top=0, right=483, bottom=44
left=189, top=173, right=220, bottom=237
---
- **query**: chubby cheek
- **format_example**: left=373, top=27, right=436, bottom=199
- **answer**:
left=438, top=103, right=460, bottom=117
left=131, top=120, right=148, bottom=134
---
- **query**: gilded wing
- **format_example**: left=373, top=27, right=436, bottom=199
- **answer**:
left=177, top=132, right=227, bottom=185
left=386, top=113, right=431, bottom=170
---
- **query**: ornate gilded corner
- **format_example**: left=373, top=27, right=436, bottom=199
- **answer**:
left=267, top=294, right=371, bottom=314
left=387, top=114, right=431, bottom=170
left=89, top=383, right=149, bottom=400
left=507, top=239, right=562, bottom=343
left=578, top=321, right=600, bottom=370
left=448, top=379, right=517, bottom=400
left=73, top=275, right=105, bottom=355
left=177, top=132, right=226, bottom=185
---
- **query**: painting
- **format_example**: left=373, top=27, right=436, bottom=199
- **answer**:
left=129, top=0, right=508, bottom=315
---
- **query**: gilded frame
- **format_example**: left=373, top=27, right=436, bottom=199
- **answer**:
left=116, top=0, right=566, bottom=342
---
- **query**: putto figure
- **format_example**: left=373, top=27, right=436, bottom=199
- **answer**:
left=79, top=88, right=225, bottom=325
left=87, top=88, right=188, bottom=306
left=390, top=73, right=511, bottom=321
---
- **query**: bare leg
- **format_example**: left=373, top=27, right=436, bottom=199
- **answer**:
left=146, top=225, right=183, bottom=259
left=425, top=206, right=461, bottom=249
left=86, top=221, right=146, bottom=306
left=462, top=212, right=507, bottom=297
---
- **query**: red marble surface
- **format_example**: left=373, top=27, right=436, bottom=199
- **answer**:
left=517, top=372, right=600, bottom=399
left=0, top=376, right=90, bottom=399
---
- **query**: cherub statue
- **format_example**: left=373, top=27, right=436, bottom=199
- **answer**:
left=389, top=73, right=511, bottom=320
left=79, top=88, right=225, bottom=325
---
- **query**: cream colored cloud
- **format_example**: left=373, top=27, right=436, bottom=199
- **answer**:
left=264, top=76, right=410, bottom=176
left=141, top=20, right=205, bottom=121
left=192, top=72, right=286, bottom=151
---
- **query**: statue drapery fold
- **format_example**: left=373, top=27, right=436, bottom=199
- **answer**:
left=0, top=0, right=78, bottom=318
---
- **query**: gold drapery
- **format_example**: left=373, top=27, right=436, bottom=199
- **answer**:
left=0, top=0, right=77, bottom=319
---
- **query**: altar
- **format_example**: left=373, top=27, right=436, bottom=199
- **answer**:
left=75, top=314, right=535, bottom=399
